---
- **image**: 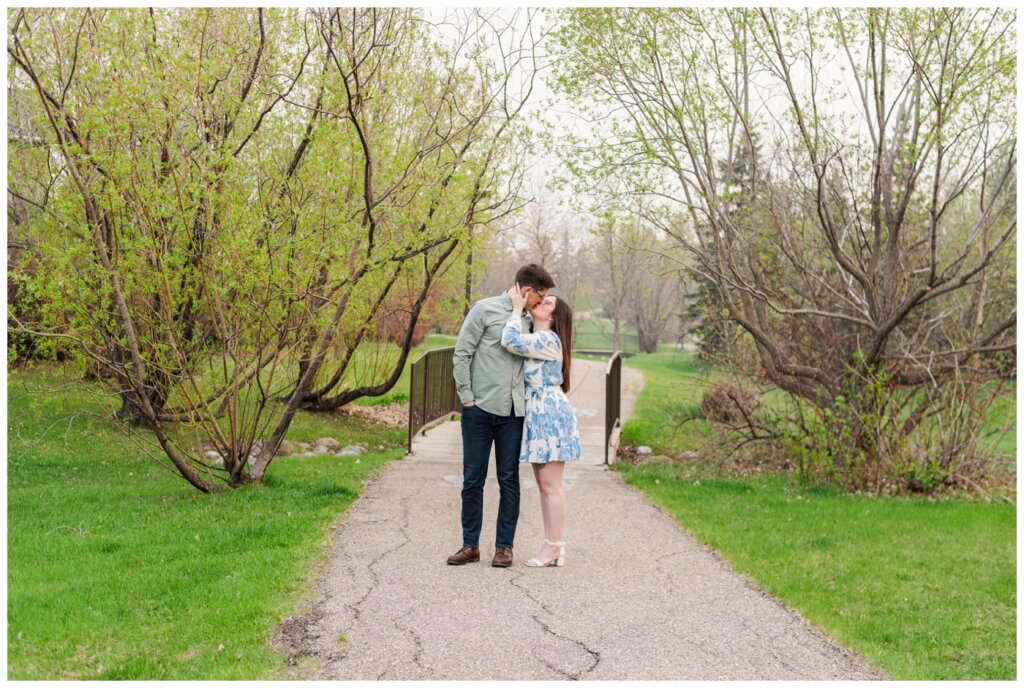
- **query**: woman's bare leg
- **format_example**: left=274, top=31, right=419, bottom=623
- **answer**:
left=532, top=461, right=566, bottom=562
left=532, top=463, right=550, bottom=541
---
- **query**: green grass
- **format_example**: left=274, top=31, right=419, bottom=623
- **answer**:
left=620, top=350, right=718, bottom=455
left=574, top=317, right=640, bottom=353
left=618, top=466, right=1016, bottom=679
left=617, top=351, right=1017, bottom=679
left=7, top=363, right=410, bottom=679
left=155, top=333, right=457, bottom=415
left=985, top=384, right=1017, bottom=456
left=360, top=333, right=455, bottom=407
left=622, top=350, right=1017, bottom=459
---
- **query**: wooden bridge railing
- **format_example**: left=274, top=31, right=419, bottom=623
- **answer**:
left=407, top=346, right=624, bottom=464
left=605, top=352, right=622, bottom=464
left=407, top=346, right=461, bottom=453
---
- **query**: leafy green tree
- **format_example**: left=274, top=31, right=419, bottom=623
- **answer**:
left=287, top=8, right=538, bottom=414
left=9, top=8, right=321, bottom=489
left=8, top=8, right=536, bottom=490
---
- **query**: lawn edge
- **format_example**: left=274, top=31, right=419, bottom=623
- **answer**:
left=263, top=451, right=405, bottom=679
left=609, top=466, right=890, bottom=680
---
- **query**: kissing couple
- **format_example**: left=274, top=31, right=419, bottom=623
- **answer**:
left=449, top=263, right=582, bottom=569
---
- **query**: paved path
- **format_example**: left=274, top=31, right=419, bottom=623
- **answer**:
left=276, top=359, right=880, bottom=680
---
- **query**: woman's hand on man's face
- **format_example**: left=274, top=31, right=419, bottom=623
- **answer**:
left=507, top=283, right=528, bottom=311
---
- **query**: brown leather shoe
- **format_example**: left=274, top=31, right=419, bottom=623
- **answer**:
left=491, top=547, right=513, bottom=568
left=447, top=546, right=480, bottom=565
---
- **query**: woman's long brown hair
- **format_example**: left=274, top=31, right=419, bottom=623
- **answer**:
left=551, top=297, right=573, bottom=393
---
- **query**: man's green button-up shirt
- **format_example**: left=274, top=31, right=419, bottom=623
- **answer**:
left=452, top=293, right=528, bottom=417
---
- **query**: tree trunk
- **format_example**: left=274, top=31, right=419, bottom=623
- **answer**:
left=637, top=327, right=659, bottom=354
left=114, top=374, right=169, bottom=426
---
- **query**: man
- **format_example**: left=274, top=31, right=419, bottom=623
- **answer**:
left=448, top=264, right=555, bottom=567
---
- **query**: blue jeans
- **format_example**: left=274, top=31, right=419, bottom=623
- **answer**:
left=460, top=403, right=523, bottom=549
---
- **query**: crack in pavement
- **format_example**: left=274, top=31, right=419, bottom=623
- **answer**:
left=653, top=549, right=686, bottom=589
left=276, top=473, right=426, bottom=679
left=340, top=479, right=424, bottom=622
left=346, top=517, right=393, bottom=526
left=332, top=561, right=362, bottom=639
left=665, top=627, right=730, bottom=666
left=735, top=618, right=818, bottom=680
left=508, top=569, right=553, bottom=615
left=394, top=608, right=436, bottom=678
left=508, top=571, right=602, bottom=679
left=320, top=478, right=431, bottom=679
left=388, top=482, right=438, bottom=677
left=537, top=654, right=574, bottom=680
left=531, top=614, right=602, bottom=679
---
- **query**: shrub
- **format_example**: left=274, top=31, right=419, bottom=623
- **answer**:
left=700, top=382, right=760, bottom=424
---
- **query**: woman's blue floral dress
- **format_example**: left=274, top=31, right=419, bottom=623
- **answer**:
left=501, top=315, right=582, bottom=463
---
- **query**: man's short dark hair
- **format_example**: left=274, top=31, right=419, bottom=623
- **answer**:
left=515, top=264, right=555, bottom=291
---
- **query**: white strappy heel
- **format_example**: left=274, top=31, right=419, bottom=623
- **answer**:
left=525, top=539, right=565, bottom=567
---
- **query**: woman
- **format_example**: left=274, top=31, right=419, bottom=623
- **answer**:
left=501, top=284, right=582, bottom=567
